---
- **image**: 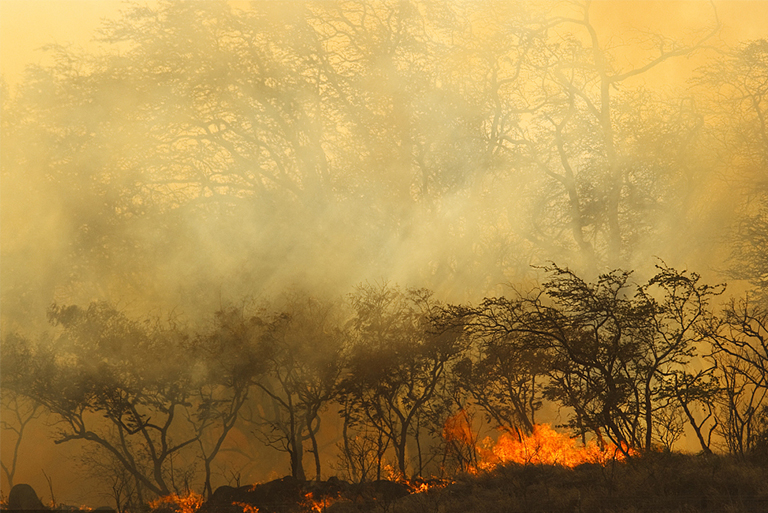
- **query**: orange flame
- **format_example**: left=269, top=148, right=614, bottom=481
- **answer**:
left=148, top=492, right=204, bottom=513
left=232, top=501, right=260, bottom=513
left=404, top=480, right=450, bottom=494
left=481, top=424, right=630, bottom=468
left=302, top=492, right=339, bottom=513
left=443, top=409, right=475, bottom=446
left=443, top=411, right=631, bottom=472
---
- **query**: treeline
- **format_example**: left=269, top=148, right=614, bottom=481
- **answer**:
left=2, top=264, right=767, bottom=508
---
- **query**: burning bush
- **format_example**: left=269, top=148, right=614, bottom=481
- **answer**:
left=480, top=424, right=631, bottom=469
left=443, top=415, right=630, bottom=473
left=148, top=492, right=204, bottom=513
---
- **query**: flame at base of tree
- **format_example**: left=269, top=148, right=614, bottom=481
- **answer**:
left=480, top=424, right=632, bottom=469
left=443, top=411, right=632, bottom=471
left=148, top=492, right=204, bottom=513
left=302, top=492, right=340, bottom=513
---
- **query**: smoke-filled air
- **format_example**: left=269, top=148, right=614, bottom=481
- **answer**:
left=3, top=1, right=768, bottom=512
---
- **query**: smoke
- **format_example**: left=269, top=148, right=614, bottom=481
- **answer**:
left=2, top=0, right=768, bottom=505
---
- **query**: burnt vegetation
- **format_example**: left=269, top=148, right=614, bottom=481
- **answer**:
left=3, top=0, right=768, bottom=511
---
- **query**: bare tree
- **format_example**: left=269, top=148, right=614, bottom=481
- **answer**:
left=0, top=302, right=257, bottom=500
left=0, top=386, right=42, bottom=489
left=339, top=284, right=464, bottom=477
left=705, top=298, right=768, bottom=456
left=243, top=294, right=345, bottom=481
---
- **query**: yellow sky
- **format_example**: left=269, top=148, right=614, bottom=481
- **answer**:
left=2, top=1, right=768, bottom=87
left=0, top=0, right=121, bottom=85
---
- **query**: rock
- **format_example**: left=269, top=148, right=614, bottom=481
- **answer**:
left=8, top=483, right=47, bottom=510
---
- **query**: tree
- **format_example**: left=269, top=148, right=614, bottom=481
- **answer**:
left=0, top=302, right=256, bottom=500
left=440, top=302, right=546, bottom=439
left=1, top=0, right=734, bottom=327
left=244, top=294, right=345, bottom=481
left=339, top=284, right=464, bottom=478
left=470, top=1, right=719, bottom=268
left=634, top=264, right=724, bottom=451
left=696, top=40, right=768, bottom=305
left=704, top=297, right=768, bottom=456
left=442, top=263, right=720, bottom=453
left=660, top=369, right=719, bottom=454
left=0, top=387, right=42, bottom=490
left=472, top=266, right=647, bottom=450
left=192, top=306, right=268, bottom=497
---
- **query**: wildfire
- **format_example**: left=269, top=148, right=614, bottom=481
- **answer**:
left=443, top=411, right=630, bottom=472
left=443, top=409, right=475, bottom=447
left=232, top=501, right=260, bottom=513
left=481, top=424, right=630, bottom=468
left=302, top=492, right=339, bottom=513
left=404, top=480, right=450, bottom=494
left=148, top=492, right=204, bottom=513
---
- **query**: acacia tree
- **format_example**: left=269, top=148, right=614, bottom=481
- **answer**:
left=660, top=369, right=720, bottom=454
left=695, top=40, right=768, bottom=305
left=441, top=305, right=546, bottom=439
left=443, top=263, right=720, bottom=453
left=472, top=1, right=719, bottom=268
left=634, top=264, right=724, bottom=451
left=244, top=295, right=345, bottom=481
left=0, top=388, right=42, bottom=489
left=704, top=298, right=768, bottom=456
left=476, top=266, right=647, bottom=450
left=1, top=0, right=735, bottom=328
left=191, top=306, right=269, bottom=498
left=339, top=284, right=464, bottom=478
left=0, top=302, right=256, bottom=500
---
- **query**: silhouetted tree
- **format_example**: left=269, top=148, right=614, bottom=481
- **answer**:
left=704, top=298, right=768, bottom=456
left=634, top=264, right=724, bottom=450
left=192, top=305, right=269, bottom=497
left=0, top=302, right=260, bottom=500
left=0, top=388, right=42, bottom=489
left=442, top=263, right=720, bottom=453
left=244, top=294, right=345, bottom=481
left=441, top=304, right=546, bottom=438
left=339, top=284, right=464, bottom=477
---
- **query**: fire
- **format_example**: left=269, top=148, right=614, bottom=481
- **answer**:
left=302, top=492, right=339, bottom=513
left=443, top=409, right=475, bottom=446
left=481, top=424, right=630, bottom=468
left=443, top=411, right=631, bottom=472
left=404, top=480, right=450, bottom=494
left=232, top=501, right=259, bottom=513
left=148, top=492, right=204, bottom=513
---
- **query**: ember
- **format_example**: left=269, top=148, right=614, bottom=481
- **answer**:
left=148, top=492, right=204, bottom=513
left=301, top=491, right=340, bottom=512
left=231, top=501, right=259, bottom=513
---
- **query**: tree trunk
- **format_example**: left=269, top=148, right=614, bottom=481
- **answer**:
left=307, top=414, right=322, bottom=480
left=291, top=432, right=306, bottom=481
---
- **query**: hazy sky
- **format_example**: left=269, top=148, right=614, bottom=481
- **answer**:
left=4, top=1, right=768, bottom=89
